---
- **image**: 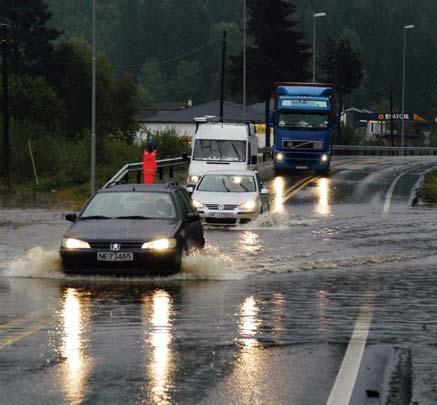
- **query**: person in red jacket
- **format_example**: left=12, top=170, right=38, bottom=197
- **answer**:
left=143, top=142, right=157, bottom=184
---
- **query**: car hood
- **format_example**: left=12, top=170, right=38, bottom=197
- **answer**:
left=192, top=191, right=259, bottom=205
left=63, top=219, right=180, bottom=242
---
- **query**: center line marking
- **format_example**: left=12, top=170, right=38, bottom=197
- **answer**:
left=326, top=302, right=374, bottom=405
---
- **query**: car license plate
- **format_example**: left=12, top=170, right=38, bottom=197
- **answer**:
left=97, top=252, right=134, bottom=261
left=296, top=165, right=308, bottom=170
left=209, top=212, right=235, bottom=218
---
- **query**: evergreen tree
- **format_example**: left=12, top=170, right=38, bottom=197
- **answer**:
left=230, top=0, right=311, bottom=102
left=0, top=0, right=60, bottom=75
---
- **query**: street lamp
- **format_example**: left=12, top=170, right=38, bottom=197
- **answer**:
left=313, top=12, right=327, bottom=83
left=91, top=0, right=96, bottom=193
left=243, top=0, right=246, bottom=120
left=401, top=24, right=414, bottom=147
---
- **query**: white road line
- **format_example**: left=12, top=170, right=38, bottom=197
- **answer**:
left=326, top=303, right=374, bottom=405
left=383, top=165, right=421, bottom=214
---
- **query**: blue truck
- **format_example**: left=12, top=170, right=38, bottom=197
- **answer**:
left=271, top=82, right=338, bottom=175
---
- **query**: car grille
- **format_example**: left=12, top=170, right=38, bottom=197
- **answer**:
left=88, top=242, right=144, bottom=249
left=205, top=204, right=238, bottom=211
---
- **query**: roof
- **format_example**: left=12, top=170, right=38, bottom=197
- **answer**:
left=276, top=85, right=333, bottom=97
left=137, top=100, right=265, bottom=123
left=100, top=183, right=180, bottom=193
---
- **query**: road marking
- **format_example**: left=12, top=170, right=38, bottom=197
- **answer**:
left=326, top=303, right=374, bottom=405
left=0, top=308, right=48, bottom=332
left=383, top=166, right=421, bottom=213
left=0, top=319, right=51, bottom=350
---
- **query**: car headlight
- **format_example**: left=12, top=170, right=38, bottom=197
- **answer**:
left=141, top=238, right=177, bottom=250
left=276, top=152, right=284, bottom=162
left=192, top=199, right=204, bottom=209
left=189, top=175, right=200, bottom=184
left=62, top=238, right=90, bottom=249
left=239, top=200, right=257, bottom=211
left=321, top=154, right=329, bottom=163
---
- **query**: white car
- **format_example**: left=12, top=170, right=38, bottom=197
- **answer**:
left=189, top=170, right=270, bottom=226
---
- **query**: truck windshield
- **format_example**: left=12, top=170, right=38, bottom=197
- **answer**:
left=278, top=111, right=329, bottom=129
left=197, top=175, right=256, bottom=192
left=193, top=140, right=246, bottom=162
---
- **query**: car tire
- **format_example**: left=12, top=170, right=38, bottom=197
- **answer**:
left=167, top=244, right=188, bottom=275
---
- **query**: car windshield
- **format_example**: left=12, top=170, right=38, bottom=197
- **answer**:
left=278, top=111, right=329, bottom=129
left=81, top=192, right=176, bottom=219
left=197, top=175, right=257, bottom=192
left=193, top=140, right=246, bottom=162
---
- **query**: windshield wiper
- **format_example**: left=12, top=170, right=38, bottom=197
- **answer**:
left=231, top=142, right=242, bottom=161
left=80, top=215, right=112, bottom=220
left=116, top=215, right=154, bottom=219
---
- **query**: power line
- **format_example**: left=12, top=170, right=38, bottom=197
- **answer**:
left=114, top=38, right=221, bottom=69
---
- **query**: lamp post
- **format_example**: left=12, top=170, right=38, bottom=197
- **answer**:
left=401, top=24, right=414, bottom=147
left=313, top=12, right=327, bottom=83
left=242, top=0, right=246, bottom=120
left=90, top=0, right=96, bottom=193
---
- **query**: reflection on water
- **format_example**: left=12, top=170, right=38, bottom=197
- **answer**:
left=144, top=290, right=174, bottom=405
left=61, top=288, right=91, bottom=404
left=273, top=176, right=286, bottom=212
left=238, top=296, right=260, bottom=349
left=315, top=177, right=331, bottom=216
left=317, top=289, right=329, bottom=340
left=238, top=231, right=262, bottom=254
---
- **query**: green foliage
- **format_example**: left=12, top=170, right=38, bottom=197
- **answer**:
left=0, top=0, right=60, bottom=75
left=332, top=126, right=362, bottom=146
left=148, top=128, right=191, bottom=159
left=170, top=61, right=203, bottom=101
left=138, top=59, right=167, bottom=108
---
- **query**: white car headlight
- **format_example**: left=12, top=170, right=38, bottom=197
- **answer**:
left=192, top=199, right=205, bottom=209
left=62, top=238, right=91, bottom=249
left=276, top=152, right=284, bottom=162
left=141, top=238, right=177, bottom=250
left=321, top=154, right=329, bottom=163
left=189, top=175, right=200, bottom=184
left=239, top=200, right=257, bottom=211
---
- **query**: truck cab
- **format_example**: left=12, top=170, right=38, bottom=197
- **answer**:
left=187, top=122, right=259, bottom=188
left=272, top=83, right=336, bottom=175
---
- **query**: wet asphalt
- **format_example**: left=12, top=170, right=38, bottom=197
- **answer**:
left=1, top=157, right=437, bottom=404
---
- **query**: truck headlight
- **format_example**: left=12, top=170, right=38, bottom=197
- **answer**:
left=142, top=238, right=177, bottom=250
left=192, top=199, right=204, bottom=209
left=239, top=200, right=257, bottom=211
left=321, top=154, right=329, bottom=163
left=189, top=175, right=200, bottom=184
left=62, top=238, right=90, bottom=249
left=276, top=152, right=284, bottom=162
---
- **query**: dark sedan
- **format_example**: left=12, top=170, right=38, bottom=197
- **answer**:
left=60, top=183, right=205, bottom=275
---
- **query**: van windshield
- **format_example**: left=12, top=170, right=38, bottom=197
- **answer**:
left=193, top=140, right=246, bottom=162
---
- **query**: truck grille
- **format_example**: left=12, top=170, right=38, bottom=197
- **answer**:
left=282, top=140, right=323, bottom=150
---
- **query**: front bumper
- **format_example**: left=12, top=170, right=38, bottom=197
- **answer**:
left=197, top=208, right=259, bottom=226
left=274, top=151, right=331, bottom=171
left=60, top=248, right=179, bottom=275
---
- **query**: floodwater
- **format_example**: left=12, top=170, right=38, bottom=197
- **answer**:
left=1, top=157, right=437, bottom=404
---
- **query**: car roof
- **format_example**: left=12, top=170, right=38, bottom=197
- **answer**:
left=201, top=170, right=257, bottom=176
left=98, top=183, right=181, bottom=193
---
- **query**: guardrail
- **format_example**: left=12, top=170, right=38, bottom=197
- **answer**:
left=332, top=145, right=437, bottom=156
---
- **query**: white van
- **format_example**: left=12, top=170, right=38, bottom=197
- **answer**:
left=187, top=122, right=259, bottom=187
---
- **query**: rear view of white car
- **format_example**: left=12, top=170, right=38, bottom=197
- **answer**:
left=190, top=170, right=270, bottom=226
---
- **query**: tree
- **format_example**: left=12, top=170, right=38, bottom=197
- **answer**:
left=230, top=0, right=311, bottom=102
left=319, top=37, right=364, bottom=114
left=0, top=0, right=60, bottom=75
left=138, top=58, right=167, bottom=108
left=169, top=60, right=203, bottom=102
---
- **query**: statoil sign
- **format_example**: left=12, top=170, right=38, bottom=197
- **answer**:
left=377, top=113, right=411, bottom=120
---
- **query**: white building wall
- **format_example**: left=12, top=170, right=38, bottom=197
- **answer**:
left=136, top=123, right=197, bottom=143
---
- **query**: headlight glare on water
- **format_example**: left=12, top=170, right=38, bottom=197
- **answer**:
left=62, top=238, right=91, bottom=249
left=142, top=238, right=177, bottom=250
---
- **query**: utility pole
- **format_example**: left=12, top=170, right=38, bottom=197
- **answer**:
left=219, top=30, right=227, bottom=123
left=242, top=0, right=247, bottom=120
left=2, top=24, right=9, bottom=188
left=90, top=0, right=96, bottom=194
left=401, top=24, right=414, bottom=148
left=390, top=81, right=394, bottom=146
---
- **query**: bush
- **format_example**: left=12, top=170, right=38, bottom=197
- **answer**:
left=145, top=128, right=191, bottom=159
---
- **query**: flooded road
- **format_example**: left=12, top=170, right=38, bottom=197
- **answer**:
left=1, top=157, right=437, bottom=404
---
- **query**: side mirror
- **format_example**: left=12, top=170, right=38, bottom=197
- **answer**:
left=186, top=186, right=194, bottom=194
left=261, top=188, right=270, bottom=195
left=251, top=155, right=258, bottom=165
left=65, top=212, right=77, bottom=222
left=187, top=212, right=200, bottom=221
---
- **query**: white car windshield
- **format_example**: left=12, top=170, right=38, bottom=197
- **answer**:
left=197, top=175, right=257, bottom=192
left=193, top=140, right=246, bottom=162
left=81, top=192, right=176, bottom=219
